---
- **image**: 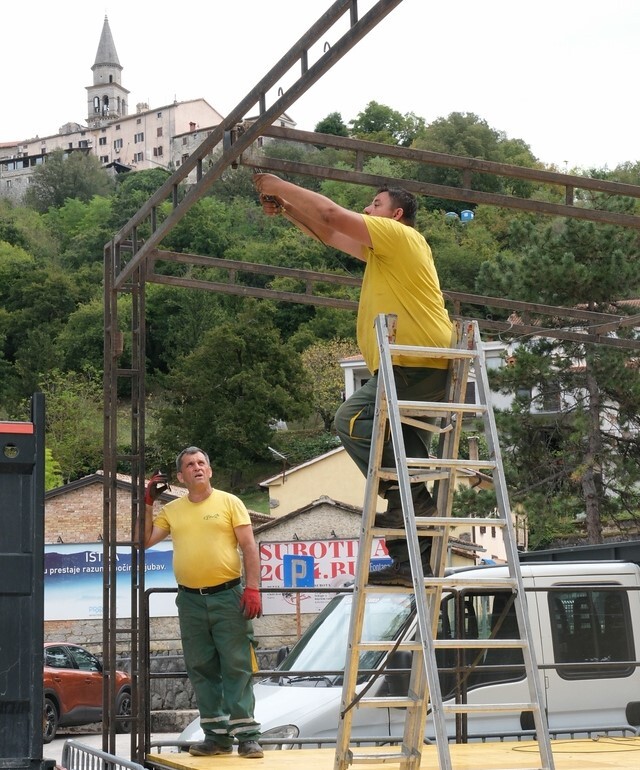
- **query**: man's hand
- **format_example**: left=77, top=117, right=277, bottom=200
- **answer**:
left=145, top=471, right=169, bottom=506
left=254, top=173, right=285, bottom=216
left=239, top=587, right=262, bottom=619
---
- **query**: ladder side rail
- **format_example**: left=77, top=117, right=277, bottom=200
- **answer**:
left=431, top=321, right=474, bottom=578
left=334, top=367, right=392, bottom=770
left=374, top=314, right=454, bottom=770
left=471, top=323, right=556, bottom=770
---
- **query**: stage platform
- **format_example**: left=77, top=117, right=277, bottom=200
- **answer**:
left=147, top=736, right=640, bottom=770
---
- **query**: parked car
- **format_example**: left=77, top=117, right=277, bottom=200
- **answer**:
left=43, top=642, right=132, bottom=742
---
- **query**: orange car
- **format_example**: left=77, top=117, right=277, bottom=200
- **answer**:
left=43, top=642, right=131, bottom=742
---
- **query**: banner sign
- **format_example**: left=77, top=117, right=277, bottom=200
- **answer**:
left=259, top=537, right=391, bottom=614
left=44, top=542, right=177, bottom=620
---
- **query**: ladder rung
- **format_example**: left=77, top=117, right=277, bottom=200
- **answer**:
left=358, top=695, right=421, bottom=709
left=372, top=517, right=507, bottom=534
left=389, top=343, right=479, bottom=360
left=356, top=641, right=423, bottom=652
left=346, top=749, right=413, bottom=764
left=442, top=702, right=538, bottom=714
left=433, top=638, right=526, bottom=650
left=404, top=457, right=497, bottom=470
left=399, top=400, right=486, bottom=415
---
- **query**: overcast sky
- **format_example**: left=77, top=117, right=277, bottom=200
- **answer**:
left=3, top=0, right=638, bottom=171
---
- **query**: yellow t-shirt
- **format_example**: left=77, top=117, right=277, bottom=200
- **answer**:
left=153, top=488, right=251, bottom=588
left=358, top=216, right=452, bottom=373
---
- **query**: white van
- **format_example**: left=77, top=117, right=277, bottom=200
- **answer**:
left=179, top=561, right=640, bottom=746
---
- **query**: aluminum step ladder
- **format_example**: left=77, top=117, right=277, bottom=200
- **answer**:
left=334, top=313, right=555, bottom=770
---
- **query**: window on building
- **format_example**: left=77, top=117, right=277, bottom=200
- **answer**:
left=100, top=155, right=109, bottom=164
left=99, top=137, right=107, bottom=146
left=157, top=112, right=162, bottom=118
left=182, top=137, right=188, bottom=145
left=5, top=180, right=12, bottom=188
left=134, top=152, right=144, bottom=163
left=115, top=124, right=121, bottom=131
left=114, top=139, right=123, bottom=150
left=137, top=118, right=142, bottom=124
left=134, top=132, right=144, bottom=143
left=157, top=127, right=163, bottom=137
left=153, top=146, right=163, bottom=157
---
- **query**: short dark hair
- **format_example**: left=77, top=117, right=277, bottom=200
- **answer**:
left=377, top=185, right=417, bottom=226
left=176, top=446, right=210, bottom=472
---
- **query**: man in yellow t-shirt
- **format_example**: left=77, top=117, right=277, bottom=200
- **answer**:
left=140, top=447, right=263, bottom=759
left=254, top=175, right=452, bottom=587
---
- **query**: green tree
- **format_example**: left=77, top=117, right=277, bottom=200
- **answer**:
left=350, top=101, right=425, bottom=146
left=314, top=112, right=349, bottom=137
left=154, top=300, right=312, bottom=485
left=41, top=368, right=104, bottom=482
left=24, top=149, right=114, bottom=212
left=410, top=112, right=538, bottom=211
left=477, top=214, right=640, bottom=546
left=45, top=447, right=64, bottom=491
left=301, top=338, right=359, bottom=431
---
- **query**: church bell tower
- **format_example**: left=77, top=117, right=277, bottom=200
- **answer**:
left=86, top=16, right=130, bottom=127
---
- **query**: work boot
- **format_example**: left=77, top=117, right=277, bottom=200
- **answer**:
left=238, top=740, right=264, bottom=758
left=375, top=485, right=437, bottom=528
left=189, top=739, right=233, bottom=756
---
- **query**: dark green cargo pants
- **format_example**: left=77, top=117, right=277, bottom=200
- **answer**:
left=176, top=584, right=260, bottom=746
left=334, top=365, right=448, bottom=564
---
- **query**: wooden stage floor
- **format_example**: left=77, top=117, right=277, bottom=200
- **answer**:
left=148, top=736, right=640, bottom=770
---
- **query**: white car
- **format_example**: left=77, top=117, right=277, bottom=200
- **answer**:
left=178, top=562, right=640, bottom=747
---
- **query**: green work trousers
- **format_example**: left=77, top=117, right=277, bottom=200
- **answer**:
left=176, top=584, right=260, bottom=746
left=334, top=365, right=448, bottom=563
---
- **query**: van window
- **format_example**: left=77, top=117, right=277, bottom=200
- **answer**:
left=274, top=593, right=414, bottom=684
left=549, top=587, right=635, bottom=679
left=439, top=591, right=525, bottom=699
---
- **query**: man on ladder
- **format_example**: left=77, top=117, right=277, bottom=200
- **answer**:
left=254, top=173, right=452, bottom=585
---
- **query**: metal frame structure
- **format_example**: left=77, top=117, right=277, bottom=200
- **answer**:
left=101, top=0, right=640, bottom=764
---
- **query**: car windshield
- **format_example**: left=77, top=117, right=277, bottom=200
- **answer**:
left=275, top=592, right=414, bottom=677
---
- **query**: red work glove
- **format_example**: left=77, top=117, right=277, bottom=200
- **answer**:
left=145, top=471, right=169, bottom=506
left=240, top=587, right=262, bottom=619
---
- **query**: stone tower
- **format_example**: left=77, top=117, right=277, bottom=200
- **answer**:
left=86, top=15, right=130, bottom=127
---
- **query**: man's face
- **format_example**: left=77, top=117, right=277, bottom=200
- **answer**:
left=364, top=191, right=402, bottom=220
left=177, top=451, right=212, bottom=486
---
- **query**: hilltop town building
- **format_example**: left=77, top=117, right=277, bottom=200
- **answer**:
left=0, top=16, right=292, bottom=203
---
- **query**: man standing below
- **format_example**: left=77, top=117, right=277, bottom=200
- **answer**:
left=254, top=174, right=452, bottom=586
left=141, top=447, right=263, bottom=758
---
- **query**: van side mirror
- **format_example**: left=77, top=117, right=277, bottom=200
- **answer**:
left=382, top=651, right=412, bottom=696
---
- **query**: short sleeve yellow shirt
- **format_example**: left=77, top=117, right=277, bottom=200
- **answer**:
left=358, top=216, right=452, bottom=373
left=153, top=488, right=251, bottom=588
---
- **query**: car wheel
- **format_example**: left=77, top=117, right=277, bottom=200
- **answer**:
left=115, top=690, right=132, bottom=733
left=43, top=697, right=59, bottom=743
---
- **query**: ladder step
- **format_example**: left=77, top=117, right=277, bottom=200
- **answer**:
left=404, top=457, right=497, bottom=470
left=358, top=695, right=422, bottom=709
left=442, top=702, right=538, bottom=714
left=346, top=748, right=416, bottom=764
left=365, top=576, right=518, bottom=591
left=389, top=343, right=479, bottom=360
left=433, top=638, right=526, bottom=650
left=355, top=638, right=526, bottom=654
left=373, top=516, right=507, bottom=535
left=399, top=399, right=486, bottom=415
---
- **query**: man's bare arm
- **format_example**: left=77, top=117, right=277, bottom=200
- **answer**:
left=137, top=503, right=170, bottom=549
left=254, top=174, right=371, bottom=261
left=235, top=524, right=260, bottom=590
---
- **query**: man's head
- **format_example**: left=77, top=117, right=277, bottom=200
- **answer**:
left=364, top=185, right=417, bottom=227
left=175, top=446, right=212, bottom=486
